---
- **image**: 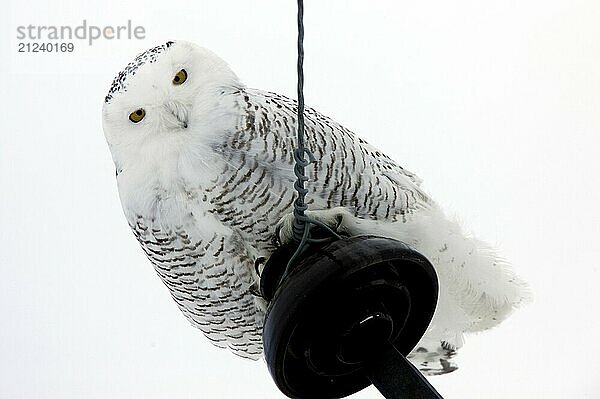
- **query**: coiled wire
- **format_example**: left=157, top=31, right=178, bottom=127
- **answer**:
left=283, top=0, right=342, bottom=277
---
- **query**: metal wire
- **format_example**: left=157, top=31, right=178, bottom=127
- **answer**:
left=282, top=0, right=342, bottom=278
left=291, top=0, right=310, bottom=243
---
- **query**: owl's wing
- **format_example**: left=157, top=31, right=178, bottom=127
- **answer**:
left=240, top=88, right=432, bottom=222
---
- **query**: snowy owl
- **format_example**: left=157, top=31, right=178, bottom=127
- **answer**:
left=102, top=41, right=530, bottom=374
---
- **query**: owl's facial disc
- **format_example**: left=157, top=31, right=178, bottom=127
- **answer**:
left=103, top=41, right=242, bottom=170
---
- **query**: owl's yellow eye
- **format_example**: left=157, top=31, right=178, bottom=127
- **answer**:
left=129, top=108, right=146, bottom=123
left=173, top=69, right=188, bottom=85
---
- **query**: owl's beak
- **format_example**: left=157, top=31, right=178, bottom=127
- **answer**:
left=163, top=100, right=189, bottom=129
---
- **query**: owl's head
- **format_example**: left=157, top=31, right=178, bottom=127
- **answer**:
left=102, top=41, right=241, bottom=180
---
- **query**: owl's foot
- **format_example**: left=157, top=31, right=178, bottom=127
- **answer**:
left=274, top=207, right=357, bottom=246
left=407, top=338, right=459, bottom=376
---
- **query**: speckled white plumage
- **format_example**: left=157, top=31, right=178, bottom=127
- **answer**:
left=102, top=41, right=530, bottom=372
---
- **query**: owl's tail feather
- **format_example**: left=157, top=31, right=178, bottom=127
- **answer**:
left=342, top=206, right=531, bottom=351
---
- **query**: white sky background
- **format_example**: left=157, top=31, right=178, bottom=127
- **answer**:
left=1, top=0, right=599, bottom=398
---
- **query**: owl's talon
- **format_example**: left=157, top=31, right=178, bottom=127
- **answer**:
left=254, top=256, right=267, bottom=277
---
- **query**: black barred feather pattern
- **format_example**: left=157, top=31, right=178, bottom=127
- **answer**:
left=130, top=216, right=264, bottom=358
